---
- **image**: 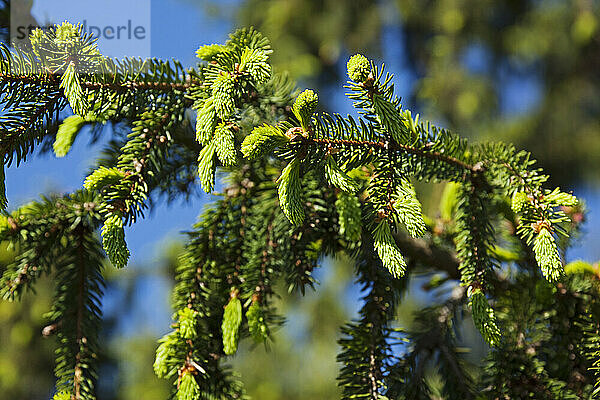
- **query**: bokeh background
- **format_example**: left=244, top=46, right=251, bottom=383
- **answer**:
left=0, top=0, right=599, bottom=398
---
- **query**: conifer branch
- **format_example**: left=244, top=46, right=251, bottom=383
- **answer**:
left=306, top=136, right=476, bottom=173
left=0, top=56, right=199, bottom=93
left=1, top=91, right=65, bottom=166
left=51, top=224, right=104, bottom=400
left=73, top=226, right=91, bottom=399
left=337, top=238, right=406, bottom=399
left=392, top=231, right=460, bottom=279
left=0, top=191, right=104, bottom=400
left=1, top=22, right=594, bottom=399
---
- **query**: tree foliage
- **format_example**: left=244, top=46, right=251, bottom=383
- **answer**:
left=0, top=22, right=599, bottom=400
left=238, top=0, right=600, bottom=185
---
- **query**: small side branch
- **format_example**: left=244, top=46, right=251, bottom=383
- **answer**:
left=308, top=137, right=476, bottom=173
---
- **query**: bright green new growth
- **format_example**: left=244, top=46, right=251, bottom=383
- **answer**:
left=246, top=301, right=269, bottom=343
left=564, top=260, right=597, bottom=276
left=335, top=192, right=362, bottom=243
left=239, top=47, right=271, bottom=84
left=533, top=227, right=564, bottom=282
left=222, top=295, right=242, bottom=355
left=177, top=371, right=201, bottom=400
left=346, top=54, right=371, bottom=82
left=292, top=89, right=318, bottom=131
left=30, top=23, right=101, bottom=117
left=372, top=220, right=406, bottom=278
left=469, top=288, right=501, bottom=346
left=60, top=62, right=88, bottom=116
left=55, top=22, right=79, bottom=42
left=510, top=187, right=577, bottom=282
left=196, top=43, right=227, bottom=61
left=439, top=181, right=460, bottom=220
left=53, top=115, right=86, bottom=157
left=195, top=98, right=216, bottom=145
left=178, top=308, right=198, bottom=340
left=191, top=29, right=274, bottom=194
left=212, top=72, right=237, bottom=119
left=324, top=156, right=359, bottom=193
left=198, top=141, right=217, bottom=193
left=277, top=157, right=305, bottom=225
left=511, top=191, right=531, bottom=215
left=393, top=179, right=426, bottom=237
left=153, top=332, right=178, bottom=379
left=83, top=166, right=126, bottom=192
left=241, top=125, right=289, bottom=160
left=53, top=391, right=71, bottom=400
left=30, top=22, right=101, bottom=68
left=213, top=124, right=237, bottom=167
left=544, top=188, right=578, bottom=208
left=101, top=214, right=130, bottom=269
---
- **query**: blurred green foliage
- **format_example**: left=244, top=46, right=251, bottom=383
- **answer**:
left=0, top=240, right=173, bottom=400
left=238, top=0, right=381, bottom=80
left=109, top=335, right=171, bottom=400
left=233, top=257, right=354, bottom=400
left=0, top=242, right=55, bottom=399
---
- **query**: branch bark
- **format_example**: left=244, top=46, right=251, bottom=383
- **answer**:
left=393, top=231, right=460, bottom=280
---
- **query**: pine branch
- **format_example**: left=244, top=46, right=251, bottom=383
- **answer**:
left=0, top=192, right=102, bottom=299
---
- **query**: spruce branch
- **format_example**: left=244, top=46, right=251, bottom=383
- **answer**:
left=0, top=191, right=104, bottom=400
left=0, top=22, right=593, bottom=399
left=221, top=292, right=242, bottom=355
left=53, top=115, right=87, bottom=157
left=338, top=236, right=407, bottom=400
left=1, top=90, right=65, bottom=166
left=305, top=134, right=476, bottom=174
left=53, top=225, right=104, bottom=400
left=277, top=157, right=305, bottom=225
left=372, top=220, right=406, bottom=278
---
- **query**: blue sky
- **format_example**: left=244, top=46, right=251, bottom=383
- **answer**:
left=29, top=0, right=151, bottom=58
